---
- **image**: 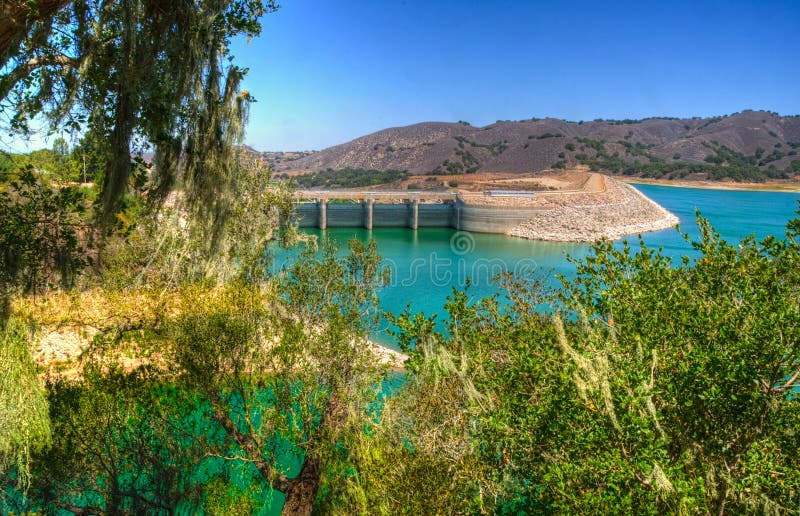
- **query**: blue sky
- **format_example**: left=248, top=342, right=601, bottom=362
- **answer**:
left=233, top=0, right=800, bottom=151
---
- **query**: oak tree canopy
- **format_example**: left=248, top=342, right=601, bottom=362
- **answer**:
left=0, top=0, right=276, bottom=228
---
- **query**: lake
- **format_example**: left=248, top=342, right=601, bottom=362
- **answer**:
left=275, top=184, right=800, bottom=348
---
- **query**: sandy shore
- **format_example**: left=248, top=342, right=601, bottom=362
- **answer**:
left=34, top=325, right=408, bottom=378
left=506, top=176, right=679, bottom=242
left=621, top=178, right=800, bottom=193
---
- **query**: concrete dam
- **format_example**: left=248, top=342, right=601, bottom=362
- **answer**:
left=293, top=192, right=538, bottom=233
left=291, top=176, right=680, bottom=242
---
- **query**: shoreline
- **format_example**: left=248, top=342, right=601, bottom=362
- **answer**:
left=504, top=176, right=679, bottom=242
left=33, top=325, right=408, bottom=378
left=621, top=177, right=800, bottom=193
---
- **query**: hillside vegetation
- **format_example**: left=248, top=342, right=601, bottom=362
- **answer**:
left=273, top=111, right=800, bottom=183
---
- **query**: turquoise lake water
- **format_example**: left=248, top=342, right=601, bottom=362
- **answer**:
left=275, top=184, right=800, bottom=348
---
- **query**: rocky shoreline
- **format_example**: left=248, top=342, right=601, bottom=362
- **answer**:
left=506, top=177, right=679, bottom=242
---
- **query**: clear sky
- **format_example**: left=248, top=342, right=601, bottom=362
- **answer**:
left=232, top=0, right=800, bottom=151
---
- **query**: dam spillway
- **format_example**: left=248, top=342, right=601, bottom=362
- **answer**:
left=293, top=195, right=540, bottom=233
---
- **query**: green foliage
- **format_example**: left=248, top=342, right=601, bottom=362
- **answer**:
left=1, top=0, right=278, bottom=226
left=0, top=319, right=51, bottom=495
left=759, top=149, right=786, bottom=166
left=546, top=218, right=800, bottom=513
left=101, top=157, right=294, bottom=289
left=576, top=137, right=607, bottom=155
left=0, top=145, right=83, bottom=184
left=0, top=168, right=88, bottom=317
left=3, top=234, right=390, bottom=514
left=529, top=132, right=563, bottom=139
left=618, top=140, right=656, bottom=159
left=204, top=478, right=261, bottom=515
left=453, top=136, right=507, bottom=156
left=576, top=140, right=796, bottom=182
left=20, top=365, right=211, bottom=514
left=366, top=214, right=800, bottom=514
left=564, top=142, right=576, bottom=151
left=168, top=238, right=390, bottom=511
left=292, top=168, right=409, bottom=189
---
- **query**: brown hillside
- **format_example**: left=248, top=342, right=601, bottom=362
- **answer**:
left=270, top=110, right=800, bottom=182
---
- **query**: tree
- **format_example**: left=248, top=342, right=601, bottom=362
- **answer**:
left=0, top=1, right=72, bottom=65
left=21, top=364, right=211, bottom=514
left=1, top=0, right=277, bottom=228
left=0, top=169, right=88, bottom=500
left=170, top=237, right=391, bottom=515
left=1, top=148, right=384, bottom=514
left=0, top=319, right=52, bottom=499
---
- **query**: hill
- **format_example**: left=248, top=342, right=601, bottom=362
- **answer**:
left=270, top=110, right=800, bottom=183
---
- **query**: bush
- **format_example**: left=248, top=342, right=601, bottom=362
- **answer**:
left=381, top=214, right=800, bottom=514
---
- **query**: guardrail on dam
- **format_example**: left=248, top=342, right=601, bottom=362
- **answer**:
left=293, top=191, right=539, bottom=233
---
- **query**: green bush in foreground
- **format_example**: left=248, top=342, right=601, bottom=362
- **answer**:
left=348, top=214, right=800, bottom=514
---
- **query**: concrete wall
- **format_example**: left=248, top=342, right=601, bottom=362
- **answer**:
left=373, top=204, right=412, bottom=228
left=294, top=200, right=535, bottom=234
left=458, top=203, right=544, bottom=233
left=326, top=204, right=363, bottom=227
left=418, top=203, right=456, bottom=227
left=295, top=203, right=320, bottom=227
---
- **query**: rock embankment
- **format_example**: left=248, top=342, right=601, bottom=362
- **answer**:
left=506, top=177, right=678, bottom=242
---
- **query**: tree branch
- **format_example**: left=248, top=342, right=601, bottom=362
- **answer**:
left=208, top=398, right=294, bottom=493
left=0, top=0, right=73, bottom=66
left=0, top=53, right=78, bottom=100
left=776, top=368, right=800, bottom=391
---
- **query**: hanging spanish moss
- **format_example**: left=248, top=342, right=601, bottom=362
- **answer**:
left=0, top=320, right=52, bottom=494
left=0, top=0, right=278, bottom=241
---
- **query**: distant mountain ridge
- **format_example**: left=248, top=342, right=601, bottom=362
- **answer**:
left=270, top=110, right=800, bottom=182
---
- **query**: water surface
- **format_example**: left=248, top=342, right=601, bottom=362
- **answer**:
left=278, top=185, right=800, bottom=347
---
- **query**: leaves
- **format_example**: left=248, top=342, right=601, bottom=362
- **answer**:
left=0, top=168, right=88, bottom=317
left=373, top=212, right=800, bottom=514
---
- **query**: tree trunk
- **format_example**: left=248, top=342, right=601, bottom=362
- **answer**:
left=280, top=393, right=349, bottom=515
left=99, top=0, right=136, bottom=229
left=281, top=456, right=322, bottom=516
left=100, top=86, right=134, bottom=227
